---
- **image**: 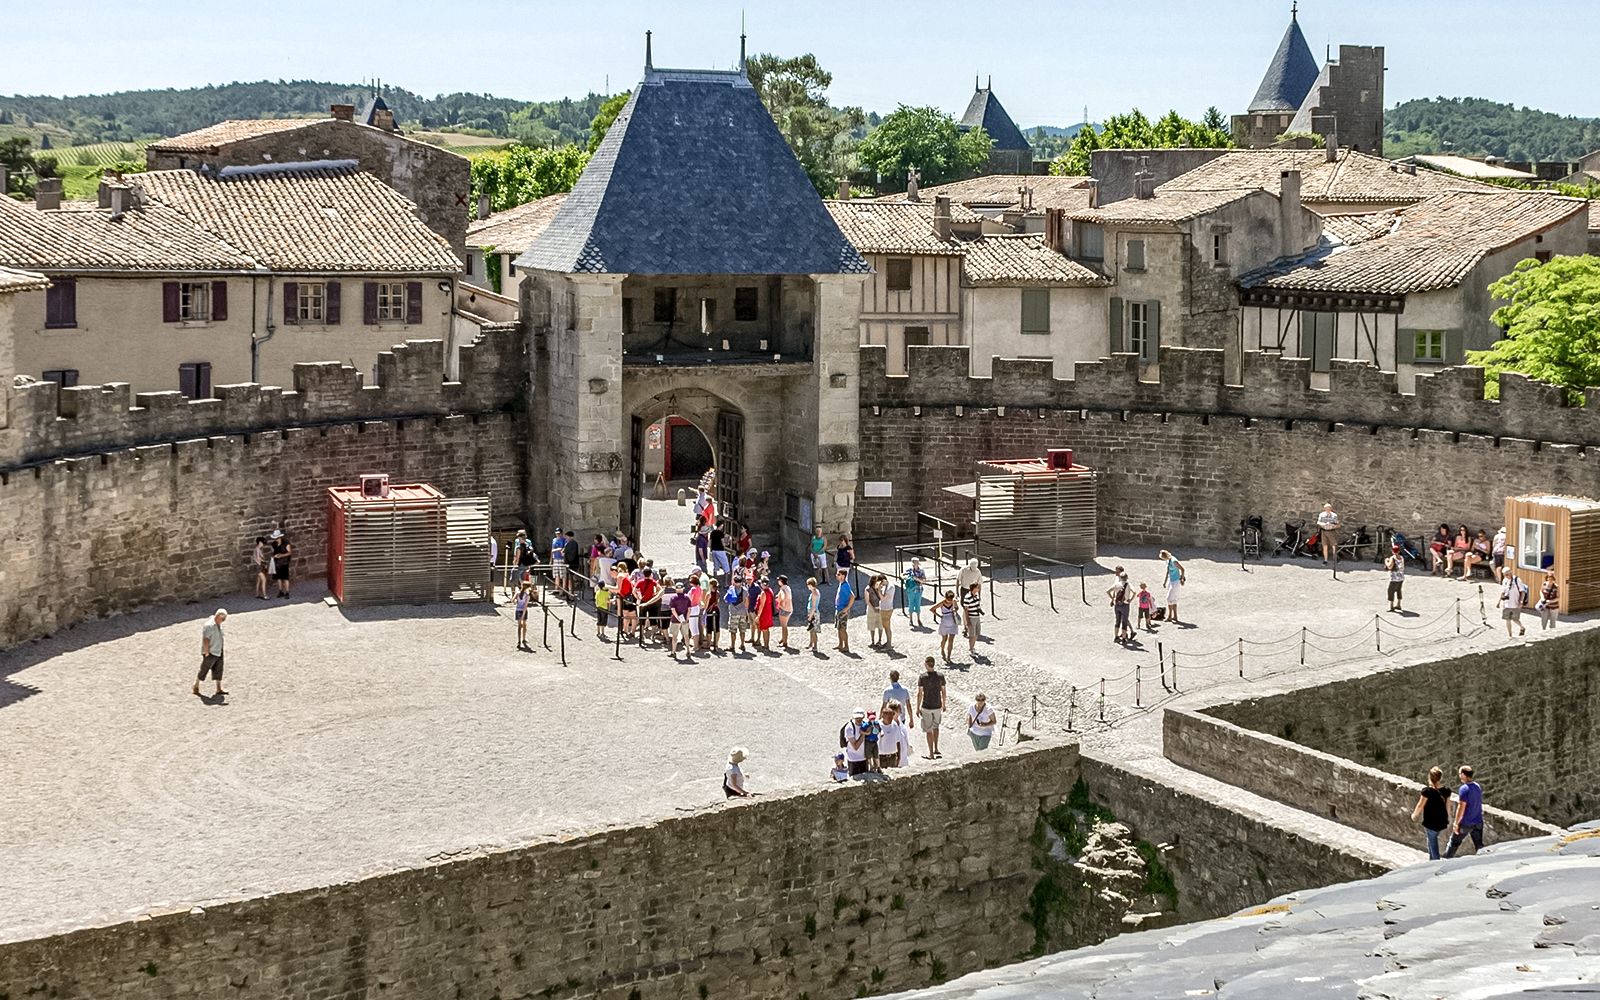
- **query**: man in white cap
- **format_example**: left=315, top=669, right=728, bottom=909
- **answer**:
left=842, top=709, right=868, bottom=777
left=193, top=609, right=228, bottom=698
left=723, top=747, right=752, bottom=798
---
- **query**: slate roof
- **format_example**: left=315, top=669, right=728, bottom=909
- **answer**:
left=1064, top=188, right=1260, bottom=227
left=823, top=200, right=974, bottom=255
left=1159, top=148, right=1503, bottom=206
left=886, top=822, right=1600, bottom=1000
left=147, top=118, right=322, bottom=153
left=1239, top=190, right=1587, bottom=295
left=359, top=95, right=390, bottom=127
left=0, top=264, right=49, bottom=293
left=467, top=193, right=569, bottom=253
left=959, top=86, right=1030, bottom=152
left=960, top=235, right=1109, bottom=286
left=1248, top=14, right=1320, bottom=112
left=518, top=65, right=867, bottom=275
left=877, top=174, right=1094, bottom=213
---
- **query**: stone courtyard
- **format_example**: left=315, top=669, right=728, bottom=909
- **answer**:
left=1, top=530, right=1567, bottom=944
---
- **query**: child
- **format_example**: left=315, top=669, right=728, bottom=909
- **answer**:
left=863, top=711, right=882, bottom=773
left=594, top=574, right=612, bottom=640
left=1136, top=583, right=1155, bottom=631
left=514, top=582, right=533, bottom=650
left=830, top=753, right=850, bottom=783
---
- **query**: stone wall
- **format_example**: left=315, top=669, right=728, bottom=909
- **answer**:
left=854, top=344, right=1600, bottom=546
left=1205, top=629, right=1600, bottom=827
left=1163, top=708, right=1560, bottom=852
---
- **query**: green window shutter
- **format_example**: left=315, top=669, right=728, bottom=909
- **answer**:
left=1146, top=300, right=1161, bottom=362
left=1108, top=296, right=1123, bottom=354
left=1396, top=327, right=1415, bottom=364
left=1021, top=288, right=1050, bottom=334
left=1444, top=329, right=1464, bottom=365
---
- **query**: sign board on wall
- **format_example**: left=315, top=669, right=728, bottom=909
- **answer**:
left=863, top=481, right=893, bottom=498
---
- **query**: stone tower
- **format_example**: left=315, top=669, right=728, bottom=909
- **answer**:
left=1286, top=45, right=1386, bottom=156
left=960, top=77, right=1033, bottom=175
left=1230, top=7, right=1320, bottom=148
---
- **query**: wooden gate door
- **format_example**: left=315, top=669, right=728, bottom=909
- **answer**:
left=715, top=410, right=744, bottom=528
left=627, top=414, right=644, bottom=543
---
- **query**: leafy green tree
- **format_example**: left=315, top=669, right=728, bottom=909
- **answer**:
left=745, top=53, right=864, bottom=196
left=469, top=143, right=589, bottom=214
left=1, top=136, right=37, bottom=197
left=856, top=105, right=992, bottom=188
left=588, top=92, right=630, bottom=152
left=1049, top=107, right=1232, bottom=176
left=1468, top=256, right=1600, bottom=402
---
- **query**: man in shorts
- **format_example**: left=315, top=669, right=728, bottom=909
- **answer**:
left=1497, top=570, right=1528, bottom=637
left=192, top=609, right=228, bottom=698
left=1317, top=503, right=1340, bottom=564
left=667, top=582, right=693, bottom=659
left=549, top=528, right=568, bottom=593
left=834, top=568, right=856, bottom=653
left=916, top=656, right=946, bottom=759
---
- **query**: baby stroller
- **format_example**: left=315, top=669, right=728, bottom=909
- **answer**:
left=1272, top=519, right=1312, bottom=558
left=1237, top=515, right=1264, bottom=559
left=1383, top=527, right=1423, bottom=563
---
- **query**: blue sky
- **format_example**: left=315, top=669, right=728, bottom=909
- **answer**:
left=3, top=1, right=1596, bottom=124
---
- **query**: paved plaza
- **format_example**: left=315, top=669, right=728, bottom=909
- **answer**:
left=0, top=523, right=1583, bottom=942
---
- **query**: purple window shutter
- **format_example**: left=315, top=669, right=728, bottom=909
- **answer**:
left=363, top=282, right=378, bottom=324
left=282, top=282, right=298, bottom=324
left=162, top=281, right=180, bottom=322
left=211, top=281, right=228, bottom=321
left=46, top=278, right=77, bottom=328
left=325, top=281, right=341, bottom=325
left=61, top=278, right=76, bottom=327
left=405, top=281, right=423, bottom=325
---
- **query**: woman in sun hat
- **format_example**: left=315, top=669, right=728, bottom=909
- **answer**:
left=724, top=748, right=752, bottom=798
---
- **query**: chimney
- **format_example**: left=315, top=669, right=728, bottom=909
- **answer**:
left=0, top=166, right=8, bottom=199
left=330, top=104, right=355, bottom=122
left=373, top=109, right=396, bottom=132
left=1044, top=207, right=1065, bottom=252
left=906, top=167, right=920, bottom=201
left=1085, top=178, right=1099, bottom=209
left=108, top=184, right=129, bottom=221
left=476, top=194, right=491, bottom=220
left=836, top=178, right=850, bottom=201
left=34, top=176, right=62, bottom=211
left=1278, top=169, right=1302, bottom=257
left=932, top=195, right=952, bottom=241
left=1133, top=155, right=1154, bottom=199
left=1325, top=128, right=1338, bottom=163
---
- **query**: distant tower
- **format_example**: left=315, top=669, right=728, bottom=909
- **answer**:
left=1231, top=6, right=1386, bottom=155
left=958, top=77, right=1033, bottom=176
left=1230, top=6, right=1321, bottom=149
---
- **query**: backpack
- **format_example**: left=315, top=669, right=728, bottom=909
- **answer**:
left=839, top=724, right=849, bottom=748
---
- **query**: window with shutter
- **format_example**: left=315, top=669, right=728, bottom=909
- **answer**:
left=1126, top=239, right=1146, bottom=271
left=162, top=281, right=181, bottom=323
left=885, top=259, right=913, bottom=291
left=293, top=282, right=326, bottom=324
left=42, top=368, right=79, bottom=387
left=1108, top=297, right=1124, bottom=354
left=325, top=281, right=341, bottom=325
left=373, top=282, right=406, bottom=322
left=178, top=361, right=212, bottom=399
left=282, top=282, right=299, bottom=324
left=45, top=277, right=77, bottom=329
left=177, top=282, right=211, bottom=322
left=1128, top=302, right=1150, bottom=359
left=405, top=281, right=423, bottom=324
left=1077, top=224, right=1104, bottom=261
left=1408, top=329, right=1444, bottom=364
left=363, top=282, right=379, bottom=324
left=1020, top=288, right=1051, bottom=335
left=211, top=281, right=228, bottom=321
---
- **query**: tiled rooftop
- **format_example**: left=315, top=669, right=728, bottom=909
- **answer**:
left=467, top=193, right=569, bottom=253
left=146, top=118, right=324, bottom=153
left=823, top=200, right=970, bottom=255
left=1159, top=148, right=1503, bottom=205
left=960, top=235, right=1108, bottom=286
left=1064, top=188, right=1259, bottom=227
left=0, top=264, right=50, bottom=294
left=877, top=174, right=1094, bottom=212
left=0, top=189, right=257, bottom=271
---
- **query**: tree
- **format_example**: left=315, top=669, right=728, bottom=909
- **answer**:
left=745, top=53, right=864, bottom=196
left=1467, top=256, right=1600, bottom=402
left=588, top=92, right=630, bottom=153
left=470, top=143, right=590, bottom=214
left=856, top=105, right=992, bottom=188
left=1049, top=107, right=1232, bottom=176
left=0, top=137, right=36, bottom=198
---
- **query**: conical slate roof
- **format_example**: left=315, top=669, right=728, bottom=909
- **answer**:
left=1247, top=14, right=1320, bottom=113
left=960, top=83, right=1030, bottom=151
left=518, top=59, right=867, bottom=275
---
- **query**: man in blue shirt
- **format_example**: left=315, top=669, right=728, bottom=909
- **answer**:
left=834, top=568, right=856, bottom=653
left=1444, top=764, right=1485, bottom=858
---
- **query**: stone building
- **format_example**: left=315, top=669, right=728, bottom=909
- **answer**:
left=0, top=265, right=47, bottom=427
left=516, top=39, right=868, bottom=554
left=464, top=193, right=567, bottom=296
left=959, top=78, right=1033, bottom=175
left=1231, top=9, right=1385, bottom=156
left=1229, top=8, right=1320, bottom=150
left=0, top=163, right=462, bottom=394
left=1238, top=190, right=1590, bottom=389
left=145, top=109, right=471, bottom=256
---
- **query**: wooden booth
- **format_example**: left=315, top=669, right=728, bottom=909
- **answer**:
left=944, top=449, right=1097, bottom=562
left=1503, top=493, right=1600, bottom=614
left=327, top=477, right=493, bottom=607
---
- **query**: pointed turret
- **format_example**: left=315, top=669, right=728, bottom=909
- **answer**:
left=959, top=79, right=1029, bottom=152
left=1247, top=9, right=1320, bottom=113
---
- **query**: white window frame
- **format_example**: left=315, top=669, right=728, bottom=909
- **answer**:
left=1414, top=330, right=1445, bottom=364
left=1126, top=239, right=1146, bottom=271
left=1128, top=301, right=1150, bottom=359
left=297, top=282, right=326, bottom=323
left=376, top=281, right=406, bottom=322
left=179, top=282, right=211, bottom=322
left=1519, top=519, right=1554, bottom=572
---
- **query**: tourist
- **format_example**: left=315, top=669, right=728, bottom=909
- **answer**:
left=1491, top=525, right=1508, bottom=582
left=636, top=571, right=663, bottom=643
left=830, top=752, right=850, bottom=783
left=882, top=669, right=913, bottom=725
left=842, top=709, right=868, bottom=777
left=588, top=533, right=607, bottom=581
left=903, top=557, right=927, bottom=628
left=251, top=535, right=272, bottom=600
left=549, top=528, right=568, bottom=593
left=710, top=521, right=731, bottom=580
left=703, top=577, right=722, bottom=651
left=692, top=525, right=710, bottom=573
left=1462, top=529, right=1492, bottom=580
left=1428, top=523, right=1452, bottom=576
left=865, top=574, right=883, bottom=648
left=270, top=528, right=293, bottom=598
left=1316, top=502, right=1340, bottom=563
left=594, top=570, right=612, bottom=641
left=879, top=705, right=912, bottom=769
left=1496, top=570, right=1528, bottom=637
left=805, top=577, right=822, bottom=652
left=513, top=528, right=536, bottom=580
left=876, top=575, right=895, bottom=651
left=746, top=574, right=765, bottom=649
left=916, top=657, right=946, bottom=759
left=1410, top=766, right=1452, bottom=860
left=933, top=590, right=960, bottom=663
left=1159, top=549, right=1186, bottom=624
left=1445, top=525, right=1471, bottom=577
left=1385, top=543, right=1405, bottom=613
left=834, top=568, right=855, bottom=653
left=810, top=525, right=829, bottom=575
left=723, top=747, right=752, bottom=798
left=862, top=711, right=882, bottom=773
left=961, top=582, right=984, bottom=658
left=725, top=577, right=749, bottom=652
left=692, top=487, right=711, bottom=528
left=563, top=530, right=581, bottom=595
left=687, top=573, right=706, bottom=653
left=956, top=557, right=982, bottom=598
left=776, top=574, right=794, bottom=650
left=1107, top=567, right=1134, bottom=643
left=192, top=609, right=228, bottom=698
left=1537, top=570, right=1559, bottom=630
left=835, top=534, right=856, bottom=580
left=667, top=582, right=693, bottom=659
left=736, top=525, right=754, bottom=558
left=1136, top=582, right=1155, bottom=631
left=755, top=577, right=775, bottom=651
left=514, top=582, right=533, bottom=650
left=616, top=566, right=637, bottom=638
left=1443, top=765, right=1484, bottom=858
left=967, top=693, right=997, bottom=750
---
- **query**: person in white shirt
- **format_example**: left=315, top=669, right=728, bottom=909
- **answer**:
left=1497, top=572, right=1529, bottom=637
left=776, top=575, right=795, bottom=650
left=1491, top=526, right=1508, bottom=582
left=842, top=709, right=868, bottom=777
left=967, top=693, right=997, bottom=750
left=878, top=705, right=913, bottom=767
left=724, top=747, right=752, bottom=798
left=1316, top=503, right=1340, bottom=563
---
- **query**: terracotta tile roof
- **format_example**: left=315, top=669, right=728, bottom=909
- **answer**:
left=146, top=118, right=323, bottom=153
left=1589, top=201, right=1600, bottom=232
left=134, top=163, right=460, bottom=273
left=1239, top=190, right=1588, bottom=295
left=0, top=264, right=49, bottom=293
left=959, top=235, right=1109, bottom=286
left=467, top=193, right=568, bottom=253
left=877, top=174, right=1094, bottom=212
left=824, top=200, right=969, bottom=255
left=0, top=189, right=257, bottom=271
left=1064, top=188, right=1259, bottom=227
left=1319, top=210, right=1399, bottom=246
left=1159, top=148, right=1503, bottom=205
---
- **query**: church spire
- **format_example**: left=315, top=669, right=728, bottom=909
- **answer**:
left=645, top=30, right=653, bottom=72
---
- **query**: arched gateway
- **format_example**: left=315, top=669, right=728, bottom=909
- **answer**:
left=515, top=41, right=868, bottom=561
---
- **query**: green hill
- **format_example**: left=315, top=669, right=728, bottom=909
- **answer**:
left=1385, top=97, right=1600, bottom=162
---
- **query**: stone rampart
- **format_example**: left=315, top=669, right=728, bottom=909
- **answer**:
left=1204, top=628, right=1600, bottom=828
left=1163, top=708, right=1560, bottom=852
